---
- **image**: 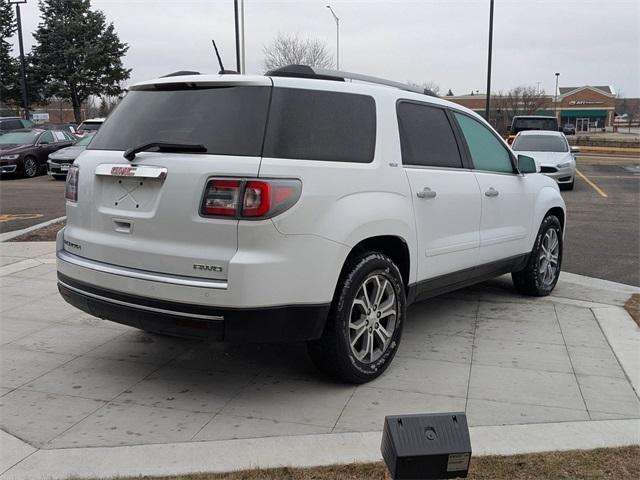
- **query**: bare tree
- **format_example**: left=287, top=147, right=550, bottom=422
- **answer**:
left=492, top=86, right=547, bottom=132
left=408, top=81, right=441, bottom=96
left=263, top=33, right=333, bottom=71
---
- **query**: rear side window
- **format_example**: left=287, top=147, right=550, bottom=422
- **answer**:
left=0, top=119, right=23, bottom=130
left=89, top=86, right=271, bottom=157
left=263, top=88, right=376, bottom=163
left=397, top=102, right=463, bottom=168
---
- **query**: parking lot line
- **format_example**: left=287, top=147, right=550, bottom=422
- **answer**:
left=575, top=169, right=608, bottom=198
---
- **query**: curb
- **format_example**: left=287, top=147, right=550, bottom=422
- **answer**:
left=0, top=217, right=65, bottom=243
left=1, top=420, right=638, bottom=480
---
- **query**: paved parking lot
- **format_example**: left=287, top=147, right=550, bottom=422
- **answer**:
left=1, top=242, right=638, bottom=455
left=0, top=176, right=65, bottom=233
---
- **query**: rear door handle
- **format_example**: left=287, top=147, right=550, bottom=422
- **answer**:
left=416, top=187, right=437, bottom=199
left=484, top=187, right=499, bottom=197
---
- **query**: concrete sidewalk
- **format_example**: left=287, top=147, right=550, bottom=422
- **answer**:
left=1, top=242, right=639, bottom=479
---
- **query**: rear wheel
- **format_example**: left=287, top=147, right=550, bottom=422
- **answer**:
left=22, top=157, right=38, bottom=178
left=307, top=252, right=406, bottom=383
left=512, top=215, right=562, bottom=296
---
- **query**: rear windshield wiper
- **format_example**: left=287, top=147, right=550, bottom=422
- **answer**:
left=123, top=142, right=207, bottom=161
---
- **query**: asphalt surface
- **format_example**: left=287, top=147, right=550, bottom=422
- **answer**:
left=0, top=155, right=638, bottom=285
left=562, top=155, right=639, bottom=286
left=0, top=174, right=66, bottom=233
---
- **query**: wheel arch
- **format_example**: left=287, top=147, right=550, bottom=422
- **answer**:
left=528, top=186, right=566, bottom=248
left=340, top=235, right=411, bottom=294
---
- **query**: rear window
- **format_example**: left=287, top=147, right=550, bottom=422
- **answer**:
left=89, top=86, right=271, bottom=157
left=79, top=122, right=101, bottom=131
left=263, top=88, right=376, bottom=163
left=512, top=135, right=568, bottom=152
left=512, top=117, right=558, bottom=132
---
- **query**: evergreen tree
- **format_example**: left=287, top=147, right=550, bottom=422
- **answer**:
left=31, top=0, right=130, bottom=122
left=0, top=0, right=19, bottom=110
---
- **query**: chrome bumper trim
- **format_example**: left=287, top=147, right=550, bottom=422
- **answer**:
left=57, top=249, right=228, bottom=290
left=59, top=279, right=224, bottom=321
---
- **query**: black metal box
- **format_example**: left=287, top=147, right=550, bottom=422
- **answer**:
left=381, top=412, right=471, bottom=479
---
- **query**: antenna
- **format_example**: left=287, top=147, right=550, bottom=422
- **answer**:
left=211, top=40, right=238, bottom=75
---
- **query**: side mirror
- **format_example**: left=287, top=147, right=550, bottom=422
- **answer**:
left=38, top=141, right=49, bottom=146
left=517, top=154, right=538, bottom=174
left=570, top=146, right=580, bottom=154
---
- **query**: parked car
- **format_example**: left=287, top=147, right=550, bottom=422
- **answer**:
left=562, top=123, right=576, bottom=135
left=56, top=65, right=566, bottom=383
left=506, top=115, right=559, bottom=144
left=0, top=117, right=35, bottom=133
left=47, top=132, right=94, bottom=179
left=42, top=122, right=78, bottom=136
left=0, top=128, right=76, bottom=178
left=512, top=130, right=577, bottom=190
left=75, top=118, right=105, bottom=137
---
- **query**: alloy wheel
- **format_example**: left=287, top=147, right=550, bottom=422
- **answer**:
left=23, top=158, right=37, bottom=177
left=348, top=273, right=397, bottom=364
left=538, top=228, right=559, bottom=286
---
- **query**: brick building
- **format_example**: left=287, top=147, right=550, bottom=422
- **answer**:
left=447, top=85, right=617, bottom=132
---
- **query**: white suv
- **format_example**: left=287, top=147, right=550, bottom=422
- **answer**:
left=57, top=66, right=566, bottom=383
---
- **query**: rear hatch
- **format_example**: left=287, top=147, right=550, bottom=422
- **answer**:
left=63, top=76, right=272, bottom=281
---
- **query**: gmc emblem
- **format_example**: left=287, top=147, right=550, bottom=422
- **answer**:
left=111, top=166, right=136, bottom=176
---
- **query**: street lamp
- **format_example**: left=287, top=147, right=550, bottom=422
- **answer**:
left=326, top=5, right=339, bottom=69
left=554, top=72, right=560, bottom=123
left=9, top=0, right=29, bottom=120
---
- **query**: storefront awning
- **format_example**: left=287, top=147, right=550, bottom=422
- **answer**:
left=561, top=109, right=608, bottom=118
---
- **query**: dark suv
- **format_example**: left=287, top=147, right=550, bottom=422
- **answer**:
left=0, top=117, right=35, bottom=132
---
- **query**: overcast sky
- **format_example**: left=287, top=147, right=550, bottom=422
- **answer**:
left=8, top=0, right=640, bottom=96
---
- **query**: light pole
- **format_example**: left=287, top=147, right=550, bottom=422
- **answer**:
left=554, top=72, right=560, bottom=122
left=10, top=0, right=29, bottom=120
left=484, top=0, right=494, bottom=122
left=326, top=5, right=339, bottom=69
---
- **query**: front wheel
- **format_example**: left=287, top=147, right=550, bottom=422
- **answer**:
left=512, top=215, right=563, bottom=296
left=22, top=157, right=38, bottom=178
left=307, top=252, right=406, bottom=383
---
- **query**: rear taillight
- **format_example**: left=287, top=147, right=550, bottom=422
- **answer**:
left=65, top=165, right=79, bottom=202
left=201, top=178, right=301, bottom=219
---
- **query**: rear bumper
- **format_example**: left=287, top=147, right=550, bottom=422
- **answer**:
left=58, top=273, right=329, bottom=342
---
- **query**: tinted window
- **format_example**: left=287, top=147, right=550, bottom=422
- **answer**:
left=454, top=113, right=513, bottom=173
left=89, top=86, right=271, bottom=157
left=0, top=119, right=22, bottom=130
left=511, top=117, right=558, bottom=133
left=512, top=135, right=568, bottom=152
left=397, top=102, right=462, bottom=168
left=80, top=122, right=101, bottom=131
left=263, top=88, right=376, bottom=163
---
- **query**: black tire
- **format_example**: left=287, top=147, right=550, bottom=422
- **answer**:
left=560, top=180, right=574, bottom=191
left=307, top=252, right=406, bottom=384
left=512, top=215, right=563, bottom=296
left=22, top=156, right=38, bottom=178
left=52, top=174, right=67, bottom=181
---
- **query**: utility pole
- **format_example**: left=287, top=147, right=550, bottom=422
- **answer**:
left=326, top=5, right=340, bottom=69
left=484, top=0, right=494, bottom=122
left=554, top=72, right=560, bottom=121
left=10, top=0, right=29, bottom=120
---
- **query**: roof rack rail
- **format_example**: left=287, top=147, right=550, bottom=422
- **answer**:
left=160, top=71, right=201, bottom=78
left=266, top=65, right=438, bottom=97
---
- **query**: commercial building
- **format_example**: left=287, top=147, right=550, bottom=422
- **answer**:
left=448, top=85, right=617, bottom=132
